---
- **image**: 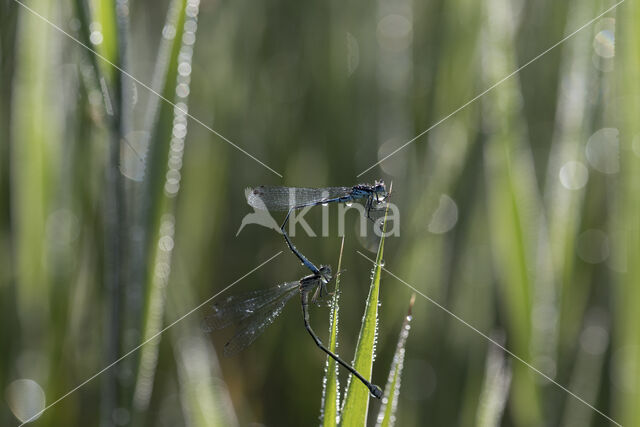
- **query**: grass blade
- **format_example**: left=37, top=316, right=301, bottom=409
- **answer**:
left=168, top=261, right=239, bottom=427
left=481, top=0, right=543, bottom=424
left=559, top=311, right=608, bottom=426
left=544, top=0, right=599, bottom=364
left=132, top=0, right=198, bottom=416
left=615, top=1, right=640, bottom=424
left=475, top=335, right=512, bottom=427
left=375, top=294, right=415, bottom=427
left=321, top=236, right=345, bottom=427
left=340, top=199, right=390, bottom=425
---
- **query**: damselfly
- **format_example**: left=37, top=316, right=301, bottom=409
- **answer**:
left=204, top=266, right=383, bottom=398
left=246, top=181, right=389, bottom=274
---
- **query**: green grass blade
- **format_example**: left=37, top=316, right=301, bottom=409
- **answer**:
left=481, top=0, right=543, bottom=424
left=615, top=1, right=640, bottom=424
left=132, top=0, right=195, bottom=416
left=321, top=236, right=345, bottom=427
left=168, top=261, right=239, bottom=427
left=132, top=0, right=189, bottom=180
left=559, top=313, right=608, bottom=426
left=340, top=203, right=390, bottom=426
left=544, top=0, right=599, bottom=364
left=475, top=338, right=512, bottom=427
left=11, top=0, right=55, bottom=328
left=92, top=0, right=119, bottom=81
left=375, top=294, right=415, bottom=427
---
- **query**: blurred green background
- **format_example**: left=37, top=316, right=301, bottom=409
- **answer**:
left=1, top=0, right=639, bottom=425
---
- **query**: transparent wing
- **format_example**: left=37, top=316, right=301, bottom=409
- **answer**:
left=203, top=282, right=299, bottom=332
left=223, top=287, right=299, bottom=356
left=246, top=186, right=352, bottom=211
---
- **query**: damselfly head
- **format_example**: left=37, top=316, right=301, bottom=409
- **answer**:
left=318, top=265, right=333, bottom=284
left=373, top=179, right=389, bottom=200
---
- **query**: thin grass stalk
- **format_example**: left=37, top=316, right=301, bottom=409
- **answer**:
left=475, top=336, right=512, bottom=427
left=132, top=0, right=201, bottom=419
left=70, top=0, right=125, bottom=420
left=544, top=0, right=600, bottom=357
left=375, top=294, right=415, bottom=427
left=320, top=236, right=345, bottom=427
left=100, top=0, right=133, bottom=420
left=125, top=2, right=184, bottom=391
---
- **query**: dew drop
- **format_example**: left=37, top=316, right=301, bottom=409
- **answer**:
left=594, top=29, right=615, bottom=58
left=89, top=30, right=103, bottom=45
left=162, top=24, right=176, bottom=40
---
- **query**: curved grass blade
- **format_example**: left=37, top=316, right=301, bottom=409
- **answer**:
left=132, top=0, right=199, bottom=415
left=375, top=294, right=415, bottom=427
left=321, top=236, right=345, bottom=427
left=341, top=190, right=391, bottom=425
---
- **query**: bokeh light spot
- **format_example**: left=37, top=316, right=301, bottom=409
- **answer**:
left=559, top=160, right=588, bottom=190
left=377, top=14, right=412, bottom=51
left=593, top=29, right=615, bottom=58
left=586, top=128, right=619, bottom=174
left=577, top=229, right=609, bottom=264
left=428, top=195, right=458, bottom=234
left=580, top=324, right=609, bottom=355
left=5, top=379, right=46, bottom=423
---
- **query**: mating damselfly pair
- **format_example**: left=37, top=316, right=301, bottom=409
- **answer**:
left=205, top=181, right=390, bottom=398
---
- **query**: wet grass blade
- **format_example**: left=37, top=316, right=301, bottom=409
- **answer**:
left=544, top=0, right=599, bottom=365
left=132, top=0, right=196, bottom=416
left=340, top=199, right=390, bottom=426
left=321, top=236, right=345, bottom=427
left=375, top=294, right=415, bottom=427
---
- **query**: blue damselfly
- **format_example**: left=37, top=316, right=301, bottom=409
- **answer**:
left=204, top=266, right=383, bottom=398
left=246, top=181, right=389, bottom=273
